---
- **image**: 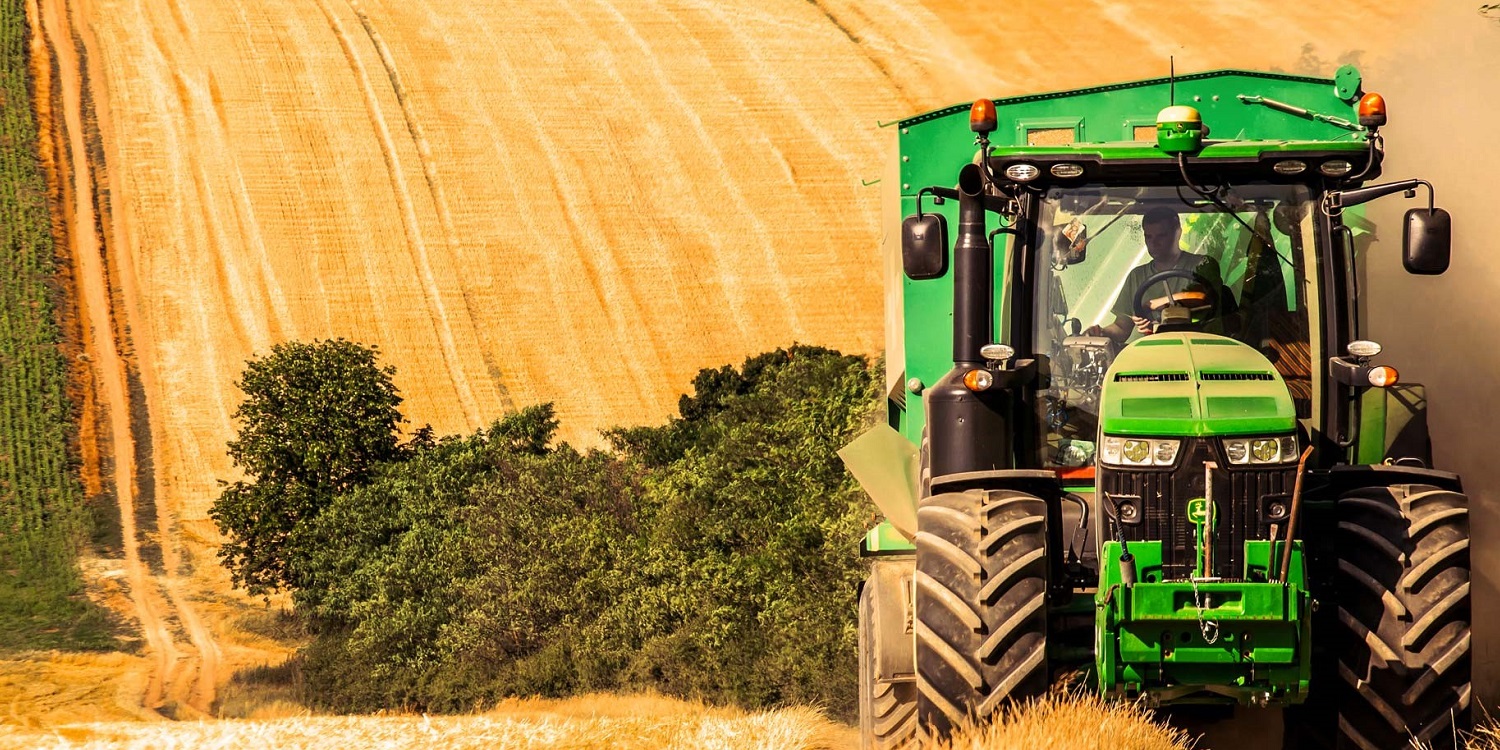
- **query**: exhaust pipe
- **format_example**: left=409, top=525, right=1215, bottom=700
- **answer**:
left=952, top=163, right=990, bottom=367
left=926, top=162, right=1015, bottom=479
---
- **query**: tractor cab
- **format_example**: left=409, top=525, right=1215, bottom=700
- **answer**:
left=843, top=67, right=1468, bottom=750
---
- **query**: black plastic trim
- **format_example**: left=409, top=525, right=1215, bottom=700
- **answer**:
left=930, top=469, right=1060, bottom=494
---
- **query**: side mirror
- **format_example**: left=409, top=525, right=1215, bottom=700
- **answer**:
left=902, top=189, right=948, bottom=280
left=1403, top=207, right=1451, bottom=275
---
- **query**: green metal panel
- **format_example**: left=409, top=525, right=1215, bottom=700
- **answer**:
left=1099, top=333, right=1296, bottom=437
left=1355, top=383, right=1431, bottom=465
left=1095, top=540, right=1311, bottom=704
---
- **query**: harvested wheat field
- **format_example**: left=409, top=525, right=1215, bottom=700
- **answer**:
left=13, top=0, right=1436, bottom=732
left=0, top=691, right=1202, bottom=750
left=0, top=695, right=853, bottom=750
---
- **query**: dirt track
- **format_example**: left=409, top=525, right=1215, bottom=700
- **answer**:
left=28, top=0, right=221, bottom=719
left=16, top=0, right=1429, bottom=723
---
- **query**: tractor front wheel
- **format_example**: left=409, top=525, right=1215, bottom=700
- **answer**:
left=1334, top=483, right=1471, bottom=749
left=914, top=488, right=1049, bottom=737
left=859, top=558, right=918, bottom=749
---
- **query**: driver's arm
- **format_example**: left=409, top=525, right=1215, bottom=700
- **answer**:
left=1091, top=314, right=1152, bottom=343
left=1086, top=267, right=1152, bottom=343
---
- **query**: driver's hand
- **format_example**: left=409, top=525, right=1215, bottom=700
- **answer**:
left=1130, top=316, right=1155, bottom=336
left=1083, top=324, right=1106, bottom=337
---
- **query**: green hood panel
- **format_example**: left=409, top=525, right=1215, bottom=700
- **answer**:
left=1101, top=333, right=1296, bottom=437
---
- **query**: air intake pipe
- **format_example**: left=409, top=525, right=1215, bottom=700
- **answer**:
left=952, top=163, right=990, bottom=367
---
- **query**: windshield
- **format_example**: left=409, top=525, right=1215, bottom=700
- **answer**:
left=1031, top=183, right=1318, bottom=469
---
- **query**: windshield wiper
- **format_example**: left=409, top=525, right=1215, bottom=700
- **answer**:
left=1237, top=94, right=1362, bottom=132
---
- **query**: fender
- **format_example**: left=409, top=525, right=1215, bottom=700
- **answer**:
left=839, top=425, right=919, bottom=539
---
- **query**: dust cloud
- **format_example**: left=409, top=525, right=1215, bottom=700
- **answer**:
left=1361, top=4, right=1500, bottom=705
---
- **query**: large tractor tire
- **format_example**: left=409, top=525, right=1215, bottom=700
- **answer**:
left=859, top=558, right=917, bottom=749
left=1334, top=484, right=1471, bottom=750
left=915, top=488, right=1049, bottom=737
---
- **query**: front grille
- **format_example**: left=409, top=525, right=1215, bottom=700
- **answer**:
left=1101, top=438, right=1297, bottom=580
left=1200, top=372, right=1275, bottom=381
left=1114, top=372, right=1190, bottom=382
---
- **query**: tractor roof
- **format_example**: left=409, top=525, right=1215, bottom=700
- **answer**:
left=896, top=68, right=1371, bottom=193
left=898, top=69, right=1347, bottom=128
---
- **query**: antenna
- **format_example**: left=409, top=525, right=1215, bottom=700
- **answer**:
left=1170, top=56, right=1176, bottom=105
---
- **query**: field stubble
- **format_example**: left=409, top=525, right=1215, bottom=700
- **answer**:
left=0, top=690, right=1205, bottom=750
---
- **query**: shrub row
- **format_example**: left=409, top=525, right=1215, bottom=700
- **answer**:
left=213, top=342, right=880, bottom=718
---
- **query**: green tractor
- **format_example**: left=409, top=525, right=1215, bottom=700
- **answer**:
left=842, top=67, right=1468, bottom=749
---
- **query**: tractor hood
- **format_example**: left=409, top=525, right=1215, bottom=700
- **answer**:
left=1100, top=333, right=1296, bottom=437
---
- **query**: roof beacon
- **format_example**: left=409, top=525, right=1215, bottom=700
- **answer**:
left=1358, top=93, right=1387, bottom=130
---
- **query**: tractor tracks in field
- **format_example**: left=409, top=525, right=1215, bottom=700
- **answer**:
left=312, top=0, right=499, bottom=425
left=27, top=0, right=218, bottom=719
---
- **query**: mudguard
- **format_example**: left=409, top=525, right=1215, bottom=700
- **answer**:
left=839, top=425, right=919, bottom=540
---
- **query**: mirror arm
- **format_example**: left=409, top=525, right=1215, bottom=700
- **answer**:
left=915, top=187, right=941, bottom=217
left=1329, top=179, right=1435, bottom=211
left=926, top=185, right=1016, bottom=217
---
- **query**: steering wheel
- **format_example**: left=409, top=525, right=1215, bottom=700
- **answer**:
left=1131, top=268, right=1220, bottom=322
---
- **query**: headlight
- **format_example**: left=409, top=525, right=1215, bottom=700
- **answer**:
left=1251, top=439, right=1279, bottom=462
left=1100, top=436, right=1181, bottom=467
left=1225, top=440, right=1249, bottom=464
left=1102, top=436, right=1122, bottom=465
left=1223, top=435, right=1299, bottom=465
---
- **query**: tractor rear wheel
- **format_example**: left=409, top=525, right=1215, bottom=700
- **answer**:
left=859, top=558, right=917, bottom=749
left=915, top=488, right=1049, bottom=737
left=1334, top=484, right=1471, bottom=750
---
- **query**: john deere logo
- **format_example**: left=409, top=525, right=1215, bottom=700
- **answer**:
left=1186, top=498, right=1215, bottom=527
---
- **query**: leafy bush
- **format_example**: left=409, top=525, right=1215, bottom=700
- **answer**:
left=601, top=346, right=877, bottom=717
left=220, top=342, right=879, bottom=719
left=301, top=405, right=640, bottom=710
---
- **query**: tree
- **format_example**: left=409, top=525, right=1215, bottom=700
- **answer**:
left=603, top=347, right=879, bottom=717
left=605, top=344, right=843, bottom=467
left=210, top=339, right=406, bottom=598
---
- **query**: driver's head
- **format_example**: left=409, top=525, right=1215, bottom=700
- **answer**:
left=1141, top=206, right=1182, bottom=261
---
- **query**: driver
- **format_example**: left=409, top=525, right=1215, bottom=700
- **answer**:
left=1085, top=206, right=1225, bottom=343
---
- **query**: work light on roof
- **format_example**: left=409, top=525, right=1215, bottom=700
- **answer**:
left=1273, top=160, right=1307, bottom=175
left=1005, top=163, right=1040, bottom=182
left=1320, top=160, right=1353, bottom=177
left=1050, top=163, right=1085, bottom=178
